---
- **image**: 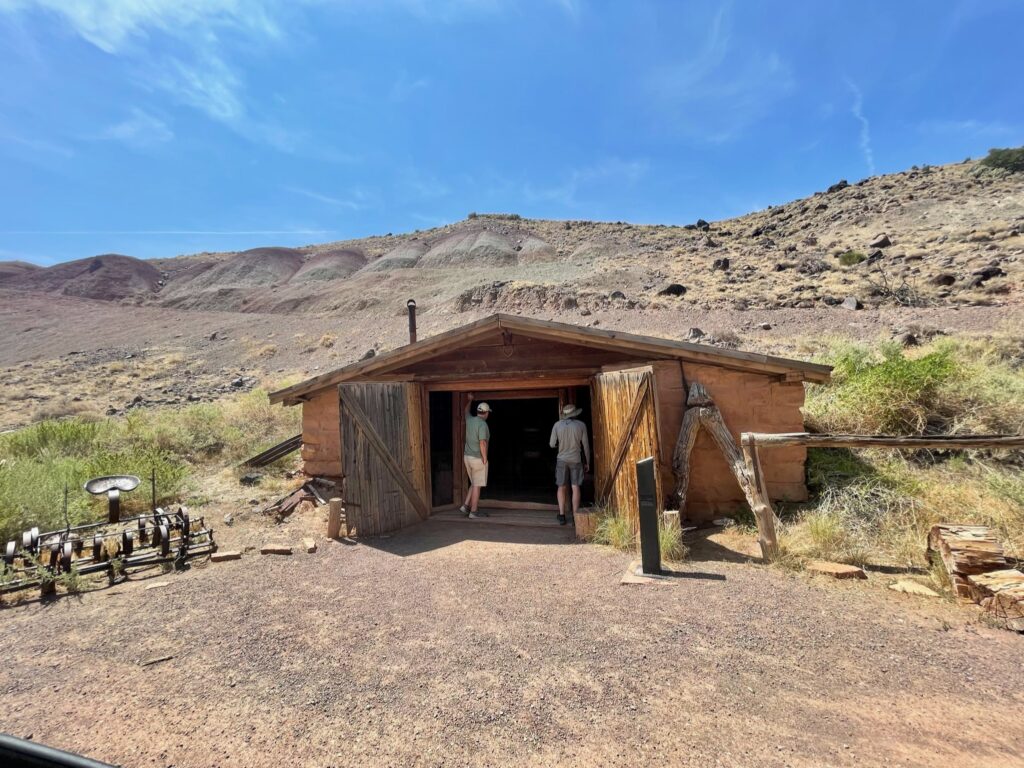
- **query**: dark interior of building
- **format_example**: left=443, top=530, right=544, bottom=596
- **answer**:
left=429, top=387, right=595, bottom=508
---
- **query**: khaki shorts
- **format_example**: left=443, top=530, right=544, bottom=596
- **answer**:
left=464, top=455, right=488, bottom=487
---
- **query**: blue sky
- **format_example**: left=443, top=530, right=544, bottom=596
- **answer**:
left=0, top=0, right=1021, bottom=266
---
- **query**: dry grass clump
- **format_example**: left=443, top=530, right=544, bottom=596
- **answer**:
left=318, top=333, right=337, bottom=349
left=591, top=507, right=687, bottom=562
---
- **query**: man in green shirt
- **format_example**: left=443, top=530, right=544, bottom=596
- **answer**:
left=459, top=394, right=492, bottom=519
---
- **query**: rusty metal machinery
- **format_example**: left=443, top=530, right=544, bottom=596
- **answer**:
left=1, top=506, right=216, bottom=596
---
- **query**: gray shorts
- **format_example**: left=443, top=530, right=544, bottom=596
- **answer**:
left=555, top=460, right=584, bottom=487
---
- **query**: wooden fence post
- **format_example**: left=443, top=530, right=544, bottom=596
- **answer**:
left=328, top=497, right=344, bottom=539
left=739, top=436, right=780, bottom=562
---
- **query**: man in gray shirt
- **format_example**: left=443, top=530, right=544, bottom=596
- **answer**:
left=549, top=404, right=590, bottom=526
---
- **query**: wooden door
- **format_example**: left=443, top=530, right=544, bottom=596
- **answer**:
left=339, top=382, right=429, bottom=536
left=591, top=367, right=662, bottom=529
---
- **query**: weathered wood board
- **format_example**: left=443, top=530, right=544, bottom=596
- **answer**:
left=339, top=382, right=429, bottom=536
left=592, top=368, right=662, bottom=529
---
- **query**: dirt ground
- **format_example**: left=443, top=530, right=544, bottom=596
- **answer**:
left=1, top=518, right=1022, bottom=768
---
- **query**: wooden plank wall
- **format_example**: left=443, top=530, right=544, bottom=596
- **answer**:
left=340, top=382, right=429, bottom=536
left=592, top=367, right=662, bottom=530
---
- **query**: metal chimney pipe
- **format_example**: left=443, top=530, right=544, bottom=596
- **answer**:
left=407, top=299, right=417, bottom=344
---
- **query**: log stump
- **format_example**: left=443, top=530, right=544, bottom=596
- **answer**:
left=927, top=524, right=1007, bottom=599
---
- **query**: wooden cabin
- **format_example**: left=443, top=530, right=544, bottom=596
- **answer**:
left=269, top=314, right=831, bottom=536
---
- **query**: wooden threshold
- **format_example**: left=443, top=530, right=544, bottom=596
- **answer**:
left=430, top=507, right=587, bottom=529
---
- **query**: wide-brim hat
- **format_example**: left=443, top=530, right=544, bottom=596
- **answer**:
left=561, top=404, right=582, bottom=418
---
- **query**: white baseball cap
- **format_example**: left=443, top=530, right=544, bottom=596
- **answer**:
left=476, top=402, right=492, bottom=413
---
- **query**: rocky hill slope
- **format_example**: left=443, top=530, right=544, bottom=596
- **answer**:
left=2, top=160, right=1020, bottom=320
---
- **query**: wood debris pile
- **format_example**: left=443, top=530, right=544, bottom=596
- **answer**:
left=928, top=524, right=1023, bottom=631
left=263, top=477, right=336, bottom=521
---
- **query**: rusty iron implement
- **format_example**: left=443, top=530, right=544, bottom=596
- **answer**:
left=1, top=506, right=216, bottom=596
left=83, top=474, right=140, bottom=523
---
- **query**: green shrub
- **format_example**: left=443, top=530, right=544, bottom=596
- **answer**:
left=0, top=390, right=299, bottom=542
left=838, top=250, right=866, bottom=266
left=980, top=146, right=1024, bottom=173
left=807, top=344, right=956, bottom=434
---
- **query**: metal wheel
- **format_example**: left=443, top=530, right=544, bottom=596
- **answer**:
left=60, top=542, right=73, bottom=572
left=4, top=541, right=15, bottom=566
left=158, top=525, right=170, bottom=557
left=93, top=534, right=104, bottom=562
left=121, top=530, right=134, bottom=557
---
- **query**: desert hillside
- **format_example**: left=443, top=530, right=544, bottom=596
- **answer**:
left=2, top=159, right=1021, bottom=317
left=0, top=158, right=1021, bottom=430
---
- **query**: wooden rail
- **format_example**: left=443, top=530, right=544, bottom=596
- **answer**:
left=738, top=431, right=1024, bottom=562
left=740, top=433, right=1024, bottom=450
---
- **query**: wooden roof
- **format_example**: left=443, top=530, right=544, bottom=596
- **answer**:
left=269, top=313, right=832, bottom=404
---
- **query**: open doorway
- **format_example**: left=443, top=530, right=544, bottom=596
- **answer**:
left=427, top=386, right=595, bottom=510
left=484, top=396, right=560, bottom=503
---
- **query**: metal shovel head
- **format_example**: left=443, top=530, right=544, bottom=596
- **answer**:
left=84, top=475, right=141, bottom=495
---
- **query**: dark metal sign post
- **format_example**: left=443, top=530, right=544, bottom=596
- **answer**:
left=636, top=456, right=661, bottom=575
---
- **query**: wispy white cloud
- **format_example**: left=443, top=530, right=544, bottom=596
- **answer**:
left=390, top=70, right=430, bottom=102
left=399, top=168, right=452, bottom=200
left=285, top=185, right=373, bottom=210
left=918, top=118, right=1019, bottom=139
left=845, top=79, right=875, bottom=175
left=0, top=0, right=281, bottom=54
left=0, top=0, right=289, bottom=149
left=645, top=5, right=793, bottom=143
left=524, top=157, right=648, bottom=208
left=0, top=130, right=74, bottom=158
left=96, top=108, right=174, bottom=148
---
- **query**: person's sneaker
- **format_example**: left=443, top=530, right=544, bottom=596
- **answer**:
left=468, top=512, right=480, bottom=519
left=569, top=514, right=575, bottom=527
left=459, top=505, right=469, bottom=517
left=557, top=514, right=567, bottom=526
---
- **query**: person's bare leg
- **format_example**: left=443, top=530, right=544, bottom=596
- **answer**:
left=556, top=485, right=566, bottom=515
left=463, top=484, right=474, bottom=508
left=571, top=485, right=581, bottom=516
left=470, top=485, right=481, bottom=512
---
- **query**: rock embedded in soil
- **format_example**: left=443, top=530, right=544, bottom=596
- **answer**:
left=211, top=550, right=242, bottom=562
left=240, top=473, right=262, bottom=487
left=657, top=283, right=687, bottom=297
left=869, top=233, right=892, bottom=248
left=806, top=561, right=867, bottom=580
left=260, top=544, right=292, bottom=555
left=841, top=296, right=863, bottom=310
left=889, top=579, right=940, bottom=597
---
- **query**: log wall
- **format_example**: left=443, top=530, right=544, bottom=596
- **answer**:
left=680, top=362, right=807, bottom=520
left=300, top=390, right=342, bottom=478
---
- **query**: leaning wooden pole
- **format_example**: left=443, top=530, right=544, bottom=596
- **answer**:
left=739, top=436, right=781, bottom=562
left=672, top=382, right=781, bottom=562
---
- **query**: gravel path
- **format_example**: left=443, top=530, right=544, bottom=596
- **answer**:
left=1, top=522, right=1022, bottom=767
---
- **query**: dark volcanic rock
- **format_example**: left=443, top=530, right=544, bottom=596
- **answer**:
left=657, top=283, right=687, bottom=297
left=869, top=233, right=892, bottom=248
